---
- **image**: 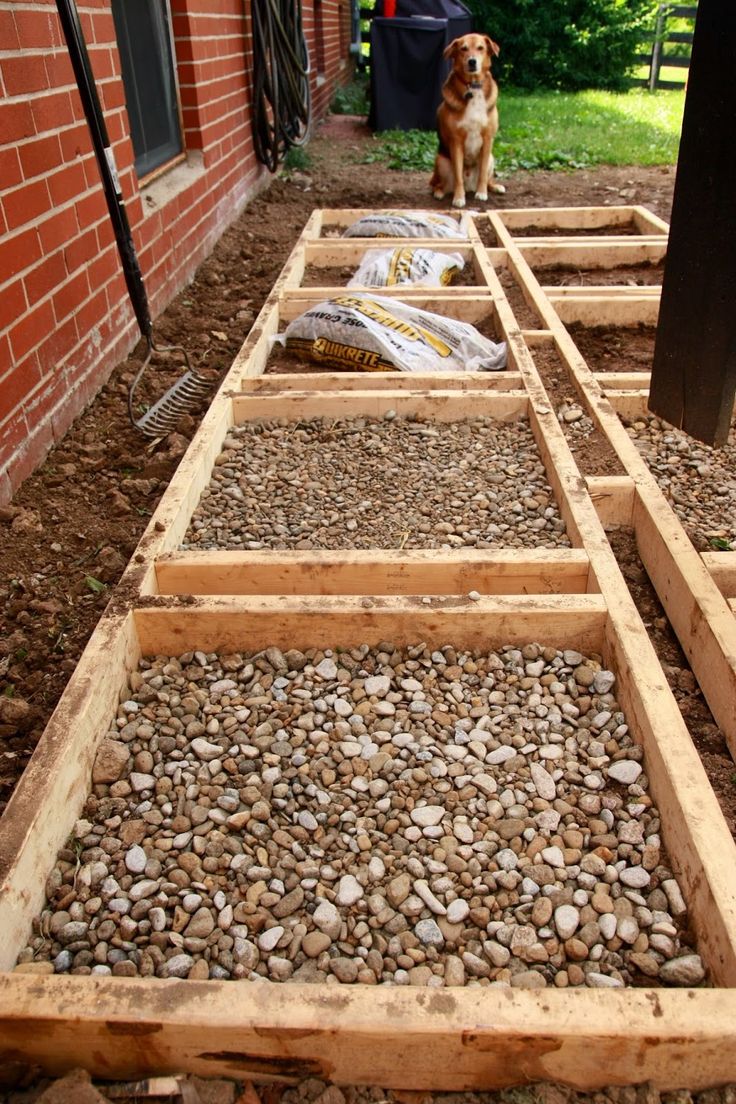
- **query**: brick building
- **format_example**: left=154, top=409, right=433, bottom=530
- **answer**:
left=0, top=0, right=355, bottom=503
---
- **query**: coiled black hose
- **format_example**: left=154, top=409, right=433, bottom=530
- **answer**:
left=251, top=0, right=312, bottom=171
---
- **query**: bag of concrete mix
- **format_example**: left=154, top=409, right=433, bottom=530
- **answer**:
left=342, top=210, right=467, bottom=240
left=348, top=247, right=465, bottom=288
left=278, top=294, right=506, bottom=373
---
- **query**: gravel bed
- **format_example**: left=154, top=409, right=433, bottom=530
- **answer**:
left=17, top=642, right=704, bottom=989
left=626, top=415, right=736, bottom=551
left=182, top=415, right=570, bottom=551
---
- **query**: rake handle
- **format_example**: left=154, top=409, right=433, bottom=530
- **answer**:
left=56, top=0, right=153, bottom=342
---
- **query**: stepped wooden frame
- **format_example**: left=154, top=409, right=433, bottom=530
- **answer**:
left=1, top=206, right=736, bottom=1091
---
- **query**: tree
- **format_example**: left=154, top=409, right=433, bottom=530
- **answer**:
left=469, top=0, right=658, bottom=90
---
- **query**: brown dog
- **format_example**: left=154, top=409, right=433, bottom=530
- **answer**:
left=430, top=33, right=505, bottom=209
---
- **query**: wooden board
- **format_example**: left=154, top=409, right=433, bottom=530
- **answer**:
left=1, top=204, right=736, bottom=1091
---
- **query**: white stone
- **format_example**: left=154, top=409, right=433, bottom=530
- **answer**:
left=554, top=904, right=580, bottom=941
left=297, top=810, right=318, bottom=831
left=125, top=845, right=147, bottom=874
left=258, top=926, right=285, bottom=952
left=415, top=919, right=444, bottom=946
left=364, top=675, right=391, bottom=696
left=659, top=954, right=706, bottom=985
left=472, top=773, right=498, bottom=796
left=313, top=900, right=341, bottom=940
left=129, top=772, right=156, bottom=793
left=587, top=973, right=624, bottom=988
left=619, top=866, right=651, bottom=889
left=410, top=805, right=445, bottom=828
left=315, top=658, right=338, bottom=680
left=530, top=761, right=556, bottom=801
left=598, top=913, right=617, bottom=941
left=446, top=899, right=470, bottom=925
left=336, top=874, right=364, bottom=907
left=541, top=845, right=565, bottom=868
left=190, top=738, right=223, bottom=762
left=486, top=747, right=516, bottom=765
left=608, top=760, right=642, bottom=785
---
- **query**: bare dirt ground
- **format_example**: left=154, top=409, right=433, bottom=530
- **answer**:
left=1, top=115, right=734, bottom=1103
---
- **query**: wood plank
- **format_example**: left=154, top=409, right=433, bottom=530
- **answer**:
left=132, top=596, right=608, bottom=655
left=648, top=0, right=736, bottom=446
left=0, top=610, right=140, bottom=971
left=605, top=391, right=651, bottom=420
left=303, top=240, right=475, bottom=265
left=544, top=285, right=661, bottom=297
left=276, top=293, right=496, bottom=325
left=488, top=206, right=736, bottom=758
left=549, top=295, right=660, bottom=327
left=239, top=372, right=525, bottom=392
left=154, top=549, right=592, bottom=596
left=597, top=373, right=652, bottom=390
left=230, top=390, right=529, bottom=423
left=586, top=476, right=636, bottom=528
left=1, top=978, right=736, bottom=1089
left=701, top=551, right=736, bottom=597
left=516, top=241, right=667, bottom=269
left=498, top=206, right=642, bottom=231
left=632, top=492, right=736, bottom=762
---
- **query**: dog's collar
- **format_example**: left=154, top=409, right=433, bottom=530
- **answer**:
left=464, top=80, right=483, bottom=99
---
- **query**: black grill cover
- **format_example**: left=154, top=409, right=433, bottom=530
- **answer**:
left=368, top=0, right=473, bottom=132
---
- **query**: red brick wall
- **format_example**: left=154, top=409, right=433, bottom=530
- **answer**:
left=0, top=0, right=355, bottom=503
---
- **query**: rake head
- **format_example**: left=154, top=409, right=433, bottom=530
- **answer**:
left=128, top=339, right=214, bottom=438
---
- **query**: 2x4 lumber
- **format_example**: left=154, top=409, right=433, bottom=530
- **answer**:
left=490, top=208, right=736, bottom=758
left=303, top=240, right=476, bottom=265
left=598, top=373, right=652, bottom=391
left=498, top=205, right=642, bottom=231
left=132, top=595, right=608, bottom=656
left=586, top=476, right=636, bottom=528
left=238, top=372, right=525, bottom=392
left=0, top=609, right=140, bottom=971
left=516, top=241, right=666, bottom=269
left=701, top=551, right=736, bottom=598
left=276, top=293, right=495, bottom=325
left=547, top=294, right=660, bottom=327
left=230, top=390, right=529, bottom=424
left=153, top=549, right=592, bottom=597
left=648, top=0, right=736, bottom=446
left=604, top=601, right=736, bottom=987
left=605, top=390, right=651, bottom=420
left=632, top=492, right=736, bottom=760
left=1, top=977, right=736, bottom=1089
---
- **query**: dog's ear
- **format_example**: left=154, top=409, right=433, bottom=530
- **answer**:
left=443, top=38, right=460, bottom=59
left=485, top=36, right=500, bottom=58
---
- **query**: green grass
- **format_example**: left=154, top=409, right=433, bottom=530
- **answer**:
left=364, top=87, right=685, bottom=173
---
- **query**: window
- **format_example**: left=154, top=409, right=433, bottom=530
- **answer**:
left=111, top=0, right=183, bottom=179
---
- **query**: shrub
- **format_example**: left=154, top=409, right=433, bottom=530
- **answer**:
left=466, top=0, right=658, bottom=91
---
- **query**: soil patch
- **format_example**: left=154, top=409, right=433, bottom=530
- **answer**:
left=538, top=263, right=664, bottom=287
left=567, top=324, right=656, bottom=374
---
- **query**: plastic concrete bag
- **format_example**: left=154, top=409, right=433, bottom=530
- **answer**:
left=279, top=294, right=507, bottom=373
left=347, top=247, right=465, bottom=289
left=342, top=210, right=467, bottom=240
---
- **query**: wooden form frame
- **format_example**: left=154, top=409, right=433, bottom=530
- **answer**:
left=479, top=205, right=736, bottom=759
left=1, top=206, right=736, bottom=1090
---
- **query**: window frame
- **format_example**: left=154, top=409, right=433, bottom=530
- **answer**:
left=111, top=0, right=186, bottom=184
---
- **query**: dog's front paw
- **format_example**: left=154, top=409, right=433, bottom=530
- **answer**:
left=451, top=196, right=466, bottom=209
left=475, top=191, right=488, bottom=202
left=432, top=189, right=445, bottom=200
left=491, top=182, right=506, bottom=194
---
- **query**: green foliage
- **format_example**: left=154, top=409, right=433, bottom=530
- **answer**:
left=283, top=144, right=311, bottom=171
left=330, top=76, right=370, bottom=116
left=464, top=0, right=658, bottom=91
left=364, top=88, right=684, bottom=174
left=85, top=575, right=107, bottom=594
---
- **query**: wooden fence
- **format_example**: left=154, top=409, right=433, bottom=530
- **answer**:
left=634, top=3, right=696, bottom=90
